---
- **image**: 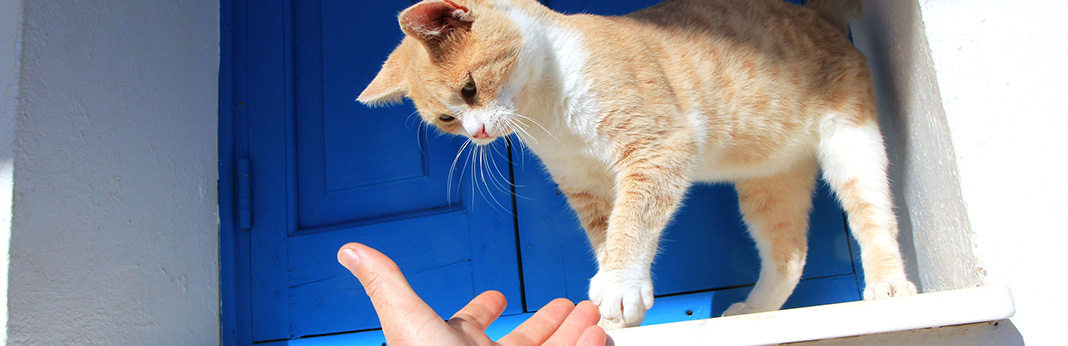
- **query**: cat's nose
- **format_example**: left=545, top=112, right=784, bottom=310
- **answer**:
left=474, top=124, right=491, bottom=139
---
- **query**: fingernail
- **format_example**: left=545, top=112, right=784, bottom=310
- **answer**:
left=338, top=248, right=360, bottom=269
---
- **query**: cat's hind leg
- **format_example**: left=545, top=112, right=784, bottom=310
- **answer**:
left=723, top=159, right=818, bottom=316
left=818, top=119, right=917, bottom=299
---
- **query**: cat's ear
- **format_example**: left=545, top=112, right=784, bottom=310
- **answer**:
left=398, top=0, right=474, bottom=54
left=358, top=42, right=411, bottom=106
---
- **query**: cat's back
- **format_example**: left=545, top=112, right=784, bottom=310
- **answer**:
left=622, top=0, right=855, bottom=59
left=562, top=0, right=868, bottom=116
left=557, top=0, right=874, bottom=175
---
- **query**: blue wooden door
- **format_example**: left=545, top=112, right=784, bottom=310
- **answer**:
left=226, top=0, right=863, bottom=344
left=240, top=0, right=521, bottom=342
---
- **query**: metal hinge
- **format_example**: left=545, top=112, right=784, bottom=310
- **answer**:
left=237, top=158, right=252, bottom=230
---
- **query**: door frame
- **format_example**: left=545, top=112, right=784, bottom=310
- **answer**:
left=219, top=0, right=249, bottom=343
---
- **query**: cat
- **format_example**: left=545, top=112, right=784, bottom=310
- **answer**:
left=358, top=0, right=917, bottom=329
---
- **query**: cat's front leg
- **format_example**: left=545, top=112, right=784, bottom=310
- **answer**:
left=559, top=183, right=653, bottom=330
left=560, top=187, right=613, bottom=265
left=589, top=134, right=697, bottom=329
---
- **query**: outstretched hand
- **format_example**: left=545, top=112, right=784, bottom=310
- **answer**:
left=338, top=243, right=608, bottom=346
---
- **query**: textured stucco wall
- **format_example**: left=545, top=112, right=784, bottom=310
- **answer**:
left=916, top=0, right=1068, bottom=343
left=6, top=0, right=220, bottom=345
left=852, top=0, right=983, bottom=294
left=853, top=0, right=1068, bottom=344
left=1, top=0, right=25, bottom=344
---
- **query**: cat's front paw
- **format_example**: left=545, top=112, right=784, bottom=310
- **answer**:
left=863, top=277, right=917, bottom=300
left=589, top=269, right=653, bottom=330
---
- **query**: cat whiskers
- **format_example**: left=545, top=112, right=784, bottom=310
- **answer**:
left=503, top=116, right=538, bottom=146
left=447, top=138, right=518, bottom=215
left=500, top=114, right=541, bottom=168
left=403, top=110, right=422, bottom=129
left=485, top=141, right=517, bottom=190
left=412, top=121, right=432, bottom=156
left=474, top=144, right=515, bottom=216
left=493, top=138, right=532, bottom=200
left=509, top=112, right=560, bottom=144
left=447, top=139, right=473, bottom=206
left=499, top=121, right=530, bottom=168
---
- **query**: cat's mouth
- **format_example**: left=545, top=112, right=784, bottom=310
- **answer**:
left=473, top=124, right=492, bottom=139
left=469, top=124, right=502, bottom=145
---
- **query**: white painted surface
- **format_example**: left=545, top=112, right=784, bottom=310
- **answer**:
left=850, top=0, right=1068, bottom=344
left=5, top=0, right=220, bottom=345
left=607, top=286, right=1015, bottom=346
left=852, top=0, right=983, bottom=295
left=916, top=0, right=1068, bottom=344
left=1, top=1, right=25, bottom=344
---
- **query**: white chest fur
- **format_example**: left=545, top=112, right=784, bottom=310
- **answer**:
left=498, top=5, right=614, bottom=180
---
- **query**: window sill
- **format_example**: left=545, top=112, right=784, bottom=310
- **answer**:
left=606, top=286, right=1015, bottom=345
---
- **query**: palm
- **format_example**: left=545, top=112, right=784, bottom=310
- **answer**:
left=434, top=292, right=603, bottom=346
left=338, top=243, right=607, bottom=346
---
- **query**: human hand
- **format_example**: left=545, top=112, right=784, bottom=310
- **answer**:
left=338, top=243, right=609, bottom=346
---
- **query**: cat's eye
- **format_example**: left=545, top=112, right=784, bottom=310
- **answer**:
left=461, top=75, right=477, bottom=105
left=439, top=114, right=456, bottom=122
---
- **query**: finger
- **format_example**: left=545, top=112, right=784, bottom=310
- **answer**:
left=337, top=243, right=444, bottom=343
left=576, top=325, right=608, bottom=346
left=498, top=298, right=575, bottom=346
left=543, top=300, right=601, bottom=346
left=448, top=290, right=507, bottom=331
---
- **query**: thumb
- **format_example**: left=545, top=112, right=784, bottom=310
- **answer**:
left=338, top=243, right=444, bottom=342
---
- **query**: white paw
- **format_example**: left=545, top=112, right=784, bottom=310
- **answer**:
left=721, top=302, right=768, bottom=316
left=589, top=269, right=653, bottom=330
left=863, top=278, right=917, bottom=300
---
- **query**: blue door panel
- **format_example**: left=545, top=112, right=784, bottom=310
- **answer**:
left=294, top=0, right=460, bottom=230
left=245, top=0, right=521, bottom=341
left=287, top=211, right=475, bottom=336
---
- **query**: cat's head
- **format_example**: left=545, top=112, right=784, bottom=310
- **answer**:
left=358, top=0, right=529, bottom=146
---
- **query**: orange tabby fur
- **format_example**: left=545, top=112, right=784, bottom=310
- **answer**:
left=360, top=0, right=916, bottom=329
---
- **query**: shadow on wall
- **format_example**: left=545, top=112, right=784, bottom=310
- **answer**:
left=855, top=0, right=988, bottom=293
left=997, top=321, right=1026, bottom=346
left=854, top=0, right=924, bottom=293
left=795, top=320, right=1024, bottom=345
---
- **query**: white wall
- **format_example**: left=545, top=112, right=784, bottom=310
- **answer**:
left=853, top=0, right=984, bottom=294
left=855, top=0, right=1068, bottom=344
left=5, top=0, right=220, bottom=345
left=1, top=0, right=25, bottom=344
left=917, top=0, right=1068, bottom=342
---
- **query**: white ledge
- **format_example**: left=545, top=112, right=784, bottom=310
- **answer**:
left=606, top=286, right=1015, bottom=345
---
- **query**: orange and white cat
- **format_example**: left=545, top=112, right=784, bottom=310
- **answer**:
left=359, top=0, right=916, bottom=329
